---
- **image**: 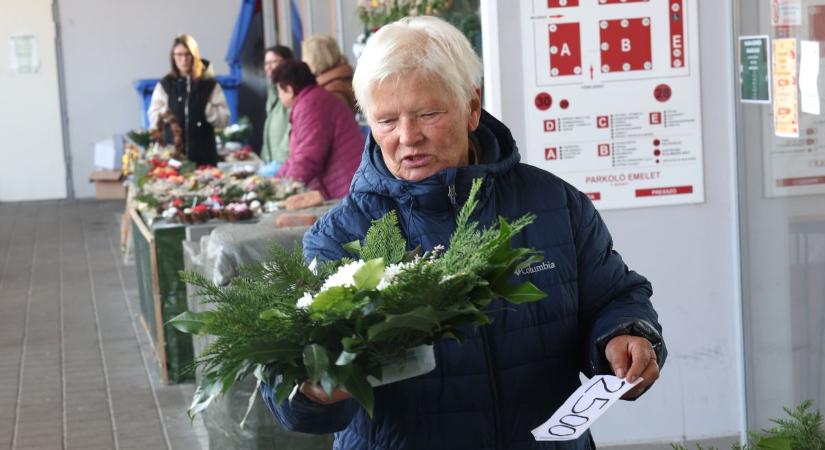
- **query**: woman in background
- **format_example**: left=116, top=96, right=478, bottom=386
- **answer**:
left=301, top=35, right=357, bottom=113
left=148, top=34, right=229, bottom=166
left=272, top=60, right=364, bottom=199
left=261, top=45, right=294, bottom=165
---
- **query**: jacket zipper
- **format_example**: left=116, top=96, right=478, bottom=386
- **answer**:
left=448, top=184, right=458, bottom=209
left=184, top=76, right=191, bottom=158
left=480, top=327, right=504, bottom=450
left=447, top=183, right=503, bottom=450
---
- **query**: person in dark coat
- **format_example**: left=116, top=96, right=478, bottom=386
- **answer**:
left=148, top=34, right=229, bottom=166
left=261, top=16, right=666, bottom=450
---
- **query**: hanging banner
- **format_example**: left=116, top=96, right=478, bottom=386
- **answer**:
left=771, top=0, right=802, bottom=27
left=739, top=36, right=772, bottom=104
left=520, top=0, right=704, bottom=210
left=773, top=38, right=799, bottom=138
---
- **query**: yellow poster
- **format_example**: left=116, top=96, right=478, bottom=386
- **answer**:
left=773, top=38, right=799, bottom=138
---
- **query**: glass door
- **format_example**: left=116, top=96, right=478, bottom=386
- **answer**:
left=734, top=0, right=825, bottom=430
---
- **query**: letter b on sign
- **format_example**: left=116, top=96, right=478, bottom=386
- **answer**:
left=598, top=144, right=611, bottom=157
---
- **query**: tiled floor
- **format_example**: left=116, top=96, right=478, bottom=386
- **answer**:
left=0, top=200, right=206, bottom=450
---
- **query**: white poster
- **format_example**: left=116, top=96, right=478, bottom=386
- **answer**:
left=799, top=40, right=820, bottom=116
left=520, top=0, right=704, bottom=210
left=8, top=34, right=39, bottom=74
left=765, top=114, right=825, bottom=197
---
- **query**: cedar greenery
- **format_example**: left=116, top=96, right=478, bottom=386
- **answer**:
left=671, top=400, right=825, bottom=450
left=172, top=178, right=546, bottom=419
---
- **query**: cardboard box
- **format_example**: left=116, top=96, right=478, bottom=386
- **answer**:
left=89, top=170, right=126, bottom=199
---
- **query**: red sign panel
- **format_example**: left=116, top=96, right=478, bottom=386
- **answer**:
left=549, top=22, right=583, bottom=77
left=669, top=0, right=685, bottom=68
left=545, top=147, right=559, bottom=160
left=599, top=17, right=653, bottom=73
left=649, top=112, right=662, bottom=125
left=544, top=119, right=557, bottom=132
left=776, top=176, right=825, bottom=187
left=548, top=0, right=579, bottom=7
left=586, top=192, right=602, bottom=201
left=635, top=185, right=694, bottom=197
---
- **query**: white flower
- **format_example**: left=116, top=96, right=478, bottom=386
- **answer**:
left=321, top=260, right=365, bottom=292
left=376, top=262, right=413, bottom=290
left=162, top=207, right=178, bottom=219
left=249, top=200, right=262, bottom=211
left=296, top=292, right=314, bottom=310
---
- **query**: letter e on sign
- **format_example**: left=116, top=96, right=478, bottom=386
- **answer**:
left=649, top=112, right=662, bottom=125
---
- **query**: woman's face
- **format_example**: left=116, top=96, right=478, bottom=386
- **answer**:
left=173, top=44, right=193, bottom=75
left=277, top=84, right=296, bottom=108
left=264, top=51, right=284, bottom=80
left=367, top=73, right=481, bottom=181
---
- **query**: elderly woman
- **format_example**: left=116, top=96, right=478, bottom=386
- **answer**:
left=301, top=34, right=357, bottom=113
left=148, top=34, right=229, bottom=166
left=272, top=59, right=364, bottom=199
left=262, top=17, right=666, bottom=449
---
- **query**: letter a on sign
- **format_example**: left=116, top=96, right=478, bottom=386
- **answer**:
left=561, top=43, right=572, bottom=56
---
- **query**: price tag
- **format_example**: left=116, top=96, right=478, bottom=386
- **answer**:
left=532, top=375, right=641, bottom=441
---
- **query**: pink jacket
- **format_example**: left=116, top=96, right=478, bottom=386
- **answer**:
left=277, top=85, right=365, bottom=199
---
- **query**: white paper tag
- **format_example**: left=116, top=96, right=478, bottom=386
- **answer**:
left=531, top=375, right=641, bottom=441
left=800, top=40, right=821, bottom=115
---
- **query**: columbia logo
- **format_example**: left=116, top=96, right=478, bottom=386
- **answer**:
left=515, top=261, right=556, bottom=276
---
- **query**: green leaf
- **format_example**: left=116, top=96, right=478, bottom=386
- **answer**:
left=360, top=211, right=407, bottom=264
left=756, top=436, right=792, bottom=450
left=303, top=344, right=329, bottom=383
left=188, top=374, right=224, bottom=419
left=367, top=306, right=439, bottom=341
left=168, top=311, right=210, bottom=335
left=353, top=258, right=385, bottom=291
left=342, top=364, right=375, bottom=417
left=336, top=351, right=359, bottom=366
left=310, top=286, right=355, bottom=316
left=244, top=345, right=302, bottom=364
left=342, top=240, right=362, bottom=257
left=259, top=308, right=288, bottom=320
left=493, top=281, right=546, bottom=304
left=274, top=380, right=296, bottom=404
left=320, top=370, right=338, bottom=398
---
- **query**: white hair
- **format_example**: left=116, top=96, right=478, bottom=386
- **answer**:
left=353, top=16, right=482, bottom=118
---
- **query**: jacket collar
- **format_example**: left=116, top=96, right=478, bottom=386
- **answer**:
left=350, top=110, right=520, bottom=214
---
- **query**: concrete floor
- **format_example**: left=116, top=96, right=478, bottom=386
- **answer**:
left=0, top=199, right=206, bottom=450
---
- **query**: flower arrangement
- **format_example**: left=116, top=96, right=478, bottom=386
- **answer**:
left=220, top=117, right=253, bottom=145
left=357, top=0, right=452, bottom=31
left=131, top=147, right=304, bottom=225
left=171, top=179, right=547, bottom=419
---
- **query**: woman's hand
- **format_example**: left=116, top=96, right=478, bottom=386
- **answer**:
left=300, top=382, right=352, bottom=405
left=605, top=334, right=660, bottom=399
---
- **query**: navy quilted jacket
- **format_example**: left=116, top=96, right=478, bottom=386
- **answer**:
left=261, top=111, right=666, bottom=450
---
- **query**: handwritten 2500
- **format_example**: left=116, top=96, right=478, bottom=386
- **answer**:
left=546, top=377, right=626, bottom=437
